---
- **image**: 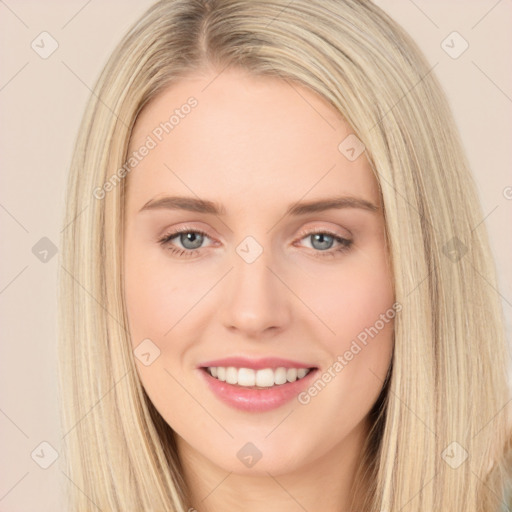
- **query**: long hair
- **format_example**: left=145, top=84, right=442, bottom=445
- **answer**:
left=58, top=0, right=511, bottom=510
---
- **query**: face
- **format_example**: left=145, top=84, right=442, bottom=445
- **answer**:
left=123, top=67, right=395, bottom=477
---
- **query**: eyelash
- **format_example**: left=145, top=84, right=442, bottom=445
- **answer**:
left=157, top=227, right=353, bottom=259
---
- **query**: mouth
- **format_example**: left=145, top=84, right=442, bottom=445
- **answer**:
left=198, top=357, right=318, bottom=412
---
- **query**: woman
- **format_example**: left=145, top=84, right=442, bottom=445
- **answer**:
left=58, top=0, right=511, bottom=510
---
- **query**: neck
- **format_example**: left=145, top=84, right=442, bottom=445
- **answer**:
left=177, top=417, right=371, bottom=512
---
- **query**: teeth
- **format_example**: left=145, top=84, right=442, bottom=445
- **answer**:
left=286, top=368, right=297, bottom=382
left=206, top=366, right=312, bottom=387
left=256, top=368, right=274, bottom=387
left=297, top=368, right=307, bottom=379
left=226, top=366, right=237, bottom=384
left=238, top=367, right=256, bottom=386
left=274, top=367, right=287, bottom=385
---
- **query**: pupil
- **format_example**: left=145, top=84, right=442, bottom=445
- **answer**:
left=311, top=233, right=333, bottom=251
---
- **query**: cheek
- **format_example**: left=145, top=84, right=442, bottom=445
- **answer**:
left=331, top=264, right=394, bottom=343
left=294, top=244, right=394, bottom=403
left=124, top=243, right=209, bottom=345
left=124, top=267, right=174, bottom=345
left=296, top=243, right=394, bottom=348
left=123, top=245, right=203, bottom=422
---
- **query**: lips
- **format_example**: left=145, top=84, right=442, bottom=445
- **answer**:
left=198, top=357, right=318, bottom=412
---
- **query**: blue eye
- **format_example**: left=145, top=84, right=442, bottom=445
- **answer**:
left=300, top=231, right=353, bottom=257
left=310, top=233, right=335, bottom=251
left=158, top=229, right=211, bottom=257
left=176, top=231, right=204, bottom=250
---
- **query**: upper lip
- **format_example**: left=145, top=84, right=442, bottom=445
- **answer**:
left=199, top=357, right=317, bottom=370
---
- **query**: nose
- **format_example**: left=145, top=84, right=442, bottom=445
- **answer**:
left=220, top=249, right=292, bottom=339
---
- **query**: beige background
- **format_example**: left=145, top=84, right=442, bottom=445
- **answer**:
left=0, top=1, right=510, bottom=510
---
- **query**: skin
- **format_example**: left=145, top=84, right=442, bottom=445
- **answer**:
left=123, top=67, right=395, bottom=512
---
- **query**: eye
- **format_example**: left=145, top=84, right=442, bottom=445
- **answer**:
left=158, top=227, right=213, bottom=257
left=297, top=230, right=353, bottom=257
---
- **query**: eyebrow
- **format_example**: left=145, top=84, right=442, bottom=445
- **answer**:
left=138, top=195, right=379, bottom=216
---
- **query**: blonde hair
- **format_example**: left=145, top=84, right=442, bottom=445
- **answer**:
left=58, top=0, right=511, bottom=510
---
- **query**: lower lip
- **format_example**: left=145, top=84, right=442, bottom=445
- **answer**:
left=199, top=368, right=317, bottom=412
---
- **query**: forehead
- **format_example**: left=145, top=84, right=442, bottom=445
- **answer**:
left=126, top=69, right=379, bottom=212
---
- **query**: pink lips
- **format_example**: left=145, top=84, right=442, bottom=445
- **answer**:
left=200, top=356, right=314, bottom=370
left=198, top=357, right=317, bottom=412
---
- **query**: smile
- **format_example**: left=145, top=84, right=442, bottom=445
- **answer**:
left=198, top=357, right=318, bottom=412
